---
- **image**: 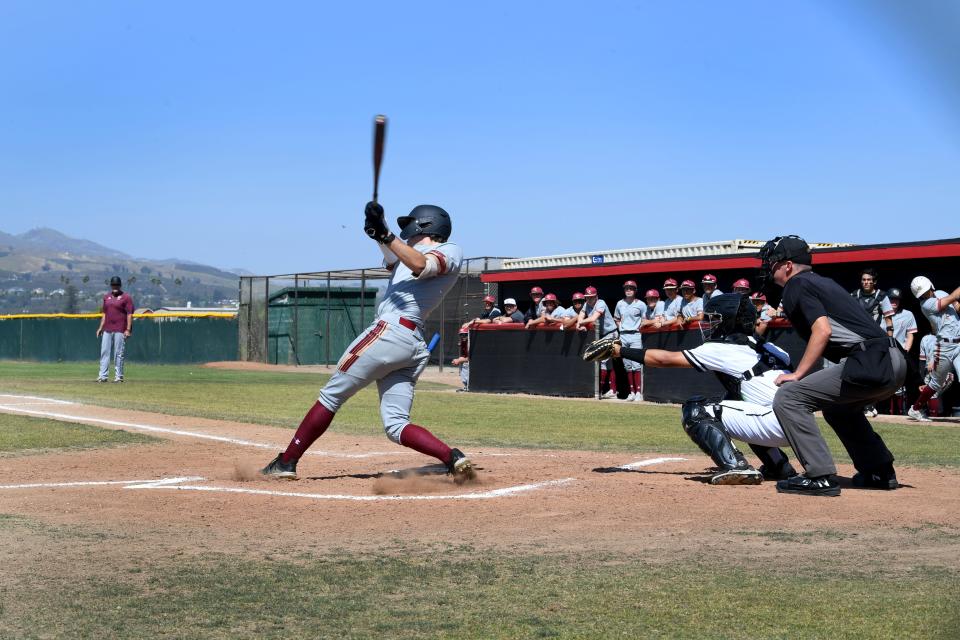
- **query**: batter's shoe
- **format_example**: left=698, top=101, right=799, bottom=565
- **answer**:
left=447, top=448, right=475, bottom=484
left=907, top=407, right=932, bottom=422
left=261, top=453, right=297, bottom=479
left=852, top=466, right=899, bottom=490
left=710, top=468, right=763, bottom=485
left=759, top=460, right=798, bottom=481
left=776, top=474, right=840, bottom=497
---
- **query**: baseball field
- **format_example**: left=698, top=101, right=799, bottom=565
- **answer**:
left=1, top=361, right=958, bottom=639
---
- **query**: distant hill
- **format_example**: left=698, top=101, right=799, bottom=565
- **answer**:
left=0, top=228, right=245, bottom=314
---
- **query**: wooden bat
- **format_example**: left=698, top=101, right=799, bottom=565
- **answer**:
left=372, top=115, right=387, bottom=203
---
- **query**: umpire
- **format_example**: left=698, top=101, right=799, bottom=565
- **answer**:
left=759, top=236, right=905, bottom=497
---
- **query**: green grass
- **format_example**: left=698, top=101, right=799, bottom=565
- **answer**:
left=0, top=413, right=157, bottom=455
left=0, top=536, right=955, bottom=640
left=0, top=361, right=958, bottom=467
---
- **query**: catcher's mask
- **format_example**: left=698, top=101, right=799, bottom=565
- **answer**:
left=756, top=235, right=811, bottom=293
left=700, top=293, right=757, bottom=342
left=397, top=204, right=452, bottom=241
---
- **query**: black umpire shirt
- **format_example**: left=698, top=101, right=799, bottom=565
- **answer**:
left=781, top=270, right=886, bottom=363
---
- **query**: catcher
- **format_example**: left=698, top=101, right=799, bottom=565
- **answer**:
left=584, top=293, right=798, bottom=485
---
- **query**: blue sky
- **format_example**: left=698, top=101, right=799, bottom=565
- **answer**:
left=1, top=1, right=958, bottom=274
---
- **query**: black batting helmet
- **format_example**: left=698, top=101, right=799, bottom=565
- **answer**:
left=397, top=205, right=452, bottom=241
left=700, top=293, right=757, bottom=342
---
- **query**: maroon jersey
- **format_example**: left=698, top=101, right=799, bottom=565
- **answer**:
left=102, top=292, right=134, bottom=332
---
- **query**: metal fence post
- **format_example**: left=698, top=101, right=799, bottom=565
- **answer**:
left=264, top=277, right=270, bottom=364
left=325, top=271, right=331, bottom=366
left=360, top=269, right=366, bottom=328
left=293, top=275, right=299, bottom=365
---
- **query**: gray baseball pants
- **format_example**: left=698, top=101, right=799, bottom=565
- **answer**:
left=772, top=346, right=906, bottom=478
left=98, top=331, right=126, bottom=381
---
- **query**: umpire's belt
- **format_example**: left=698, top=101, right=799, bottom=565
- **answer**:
left=938, top=336, right=960, bottom=344
left=398, top=317, right=418, bottom=331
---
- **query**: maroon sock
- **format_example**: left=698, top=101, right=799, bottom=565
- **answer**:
left=599, top=369, right=609, bottom=392
left=631, top=371, right=641, bottom=393
left=399, top=423, right=452, bottom=465
left=913, top=386, right=935, bottom=411
left=280, top=401, right=335, bottom=463
left=608, top=369, right=617, bottom=392
left=929, top=398, right=941, bottom=417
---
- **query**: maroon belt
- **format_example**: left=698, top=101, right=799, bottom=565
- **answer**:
left=398, top=317, right=417, bottom=331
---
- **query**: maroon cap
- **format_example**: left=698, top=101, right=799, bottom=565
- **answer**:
left=701, top=274, right=717, bottom=284
left=571, top=292, right=586, bottom=302
left=750, top=292, right=767, bottom=302
left=623, top=280, right=637, bottom=289
left=543, top=293, right=558, bottom=303
left=663, top=278, right=678, bottom=289
left=644, top=289, right=660, bottom=299
left=584, top=286, right=598, bottom=297
left=482, top=295, right=496, bottom=304
left=530, top=286, right=544, bottom=296
left=680, top=279, right=696, bottom=289
left=733, top=278, right=751, bottom=290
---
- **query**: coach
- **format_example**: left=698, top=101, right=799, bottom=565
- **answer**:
left=759, top=236, right=905, bottom=497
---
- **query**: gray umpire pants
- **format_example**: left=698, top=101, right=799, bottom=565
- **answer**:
left=772, top=346, right=906, bottom=478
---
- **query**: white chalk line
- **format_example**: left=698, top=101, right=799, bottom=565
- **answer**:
left=617, top=456, right=688, bottom=470
left=0, top=396, right=391, bottom=459
left=0, top=394, right=74, bottom=405
left=0, top=475, right=574, bottom=502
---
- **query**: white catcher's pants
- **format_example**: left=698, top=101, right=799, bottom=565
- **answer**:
left=704, top=400, right=789, bottom=448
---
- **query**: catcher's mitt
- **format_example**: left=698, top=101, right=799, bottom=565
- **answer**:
left=583, top=336, right=620, bottom=362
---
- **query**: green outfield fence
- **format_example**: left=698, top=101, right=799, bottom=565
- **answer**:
left=0, top=313, right=238, bottom=363
left=239, top=257, right=511, bottom=367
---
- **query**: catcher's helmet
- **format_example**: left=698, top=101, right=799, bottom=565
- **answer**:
left=700, top=293, right=757, bottom=342
left=109, top=276, right=122, bottom=286
left=397, top=204, right=452, bottom=241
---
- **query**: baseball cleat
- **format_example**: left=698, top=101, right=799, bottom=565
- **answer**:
left=907, top=407, right=931, bottom=422
left=261, top=453, right=298, bottom=479
left=601, top=389, right=617, bottom=399
left=447, top=448, right=475, bottom=485
left=625, top=393, right=636, bottom=402
left=775, top=474, right=840, bottom=497
left=710, top=468, right=763, bottom=485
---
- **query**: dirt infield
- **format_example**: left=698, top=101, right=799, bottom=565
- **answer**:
left=1, top=394, right=959, bottom=564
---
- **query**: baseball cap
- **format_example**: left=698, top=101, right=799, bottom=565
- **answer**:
left=543, top=293, right=558, bottom=303
left=623, top=280, right=637, bottom=289
left=504, top=298, right=517, bottom=306
left=701, top=274, right=717, bottom=284
left=644, top=289, right=660, bottom=298
left=733, top=278, right=751, bottom=290
left=750, top=292, right=766, bottom=302
left=482, top=295, right=496, bottom=303
left=584, top=286, right=598, bottom=297
left=663, top=278, right=678, bottom=289
left=571, top=292, right=586, bottom=302
left=759, top=235, right=812, bottom=266
left=530, top=286, right=544, bottom=296
left=680, top=279, right=696, bottom=289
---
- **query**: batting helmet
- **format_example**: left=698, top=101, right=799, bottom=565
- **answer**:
left=644, top=289, right=660, bottom=299
left=623, top=280, right=637, bottom=289
left=911, top=276, right=934, bottom=299
left=584, top=286, right=598, bottom=297
left=397, top=204, right=452, bottom=241
left=110, top=276, right=122, bottom=286
left=571, top=292, right=586, bottom=302
left=482, top=295, right=496, bottom=304
left=701, top=293, right=757, bottom=342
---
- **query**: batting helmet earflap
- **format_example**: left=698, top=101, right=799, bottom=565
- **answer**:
left=701, top=293, right=757, bottom=342
left=397, top=204, right=452, bottom=241
left=110, top=276, right=122, bottom=286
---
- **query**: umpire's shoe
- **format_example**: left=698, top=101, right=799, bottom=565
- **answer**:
left=261, top=453, right=298, bottom=479
left=852, top=465, right=899, bottom=490
left=776, top=474, right=840, bottom=497
left=447, top=448, right=475, bottom=485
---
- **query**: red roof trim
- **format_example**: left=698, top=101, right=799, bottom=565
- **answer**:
left=481, top=241, right=960, bottom=283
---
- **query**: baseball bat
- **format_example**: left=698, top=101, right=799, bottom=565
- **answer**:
left=372, top=115, right=387, bottom=203
left=427, top=332, right=441, bottom=352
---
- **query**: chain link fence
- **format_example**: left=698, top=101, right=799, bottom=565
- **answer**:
left=239, top=257, right=509, bottom=367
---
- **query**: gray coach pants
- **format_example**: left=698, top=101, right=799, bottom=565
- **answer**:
left=99, top=331, right=126, bottom=381
left=772, top=346, right=906, bottom=478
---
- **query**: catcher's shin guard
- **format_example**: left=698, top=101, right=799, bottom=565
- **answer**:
left=681, top=397, right=761, bottom=485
